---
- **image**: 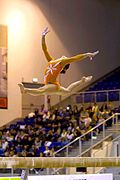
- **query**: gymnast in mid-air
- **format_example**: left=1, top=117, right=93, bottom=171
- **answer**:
left=18, top=27, right=99, bottom=96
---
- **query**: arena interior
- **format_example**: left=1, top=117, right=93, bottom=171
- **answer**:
left=0, top=0, right=120, bottom=180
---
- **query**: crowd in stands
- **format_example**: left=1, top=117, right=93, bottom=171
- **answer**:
left=0, top=102, right=117, bottom=157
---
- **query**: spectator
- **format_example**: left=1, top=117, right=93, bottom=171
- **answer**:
left=43, top=146, right=50, bottom=157
left=66, top=130, right=74, bottom=141
left=2, top=138, right=8, bottom=150
left=0, top=103, right=116, bottom=157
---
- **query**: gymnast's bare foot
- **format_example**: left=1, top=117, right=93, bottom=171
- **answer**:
left=81, top=76, right=93, bottom=83
left=87, top=50, right=99, bottom=60
left=18, top=83, right=25, bottom=93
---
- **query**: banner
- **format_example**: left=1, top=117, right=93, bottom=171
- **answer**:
left=28, top=174, right=113, bottom=180
left=0, top=25, right=8, bottom=109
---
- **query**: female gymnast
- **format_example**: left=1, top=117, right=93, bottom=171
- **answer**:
left=18, top=27, right=99, bottom=96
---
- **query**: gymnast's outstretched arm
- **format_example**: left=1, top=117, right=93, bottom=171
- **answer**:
left=60, top=51, right=99, bottom=66
left=42, top=27, right=53, bottom=62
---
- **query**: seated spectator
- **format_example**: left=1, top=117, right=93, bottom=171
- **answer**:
left=66, top=130, right=74, bottom=141
left=5, top=131, right=14, bottom=142
left=4, top=151, right=9, bottom=157
left=67, top=122, right=74, bottom=132
left=43, top=146, right=50, bottom=157
left=28, top=112, right=35, bottom=118
left=107, top=102, right=114, bottom=111
left=61, top=129, right=67, bottom=141
left=0, top=103, right=117, bottom=158
left=97, top=114, right=105, bottom=132
left=39, top=152, right=44, bottom=157
left=80, top=106, right=89, bottom=122
left=34, top=137, right=42, bottom=149
left=9, top=149, right=16, bottom=157
left=49, top=147, right=55, bottom=157
left=92, top=102, right=99, bottom=113
left=29, top=144, right=38, bottom=156
left=46, top=130, right=53, bottom=141
left=1, top=138, right=8, bottom=151
left=72, top=105, right=80, bottom=123
left=80, top=114, right=92, bottom=129
left=53, top=128, right=61, bottom=142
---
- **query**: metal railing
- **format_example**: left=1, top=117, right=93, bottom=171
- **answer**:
left=75, top=89, right=120, bottom=104
left=54, top=113, right=120, bottom=157
left=91, top=134, right=120, bottom=174
left=0, top=113, right=120, bottom=177
left=50, top=113, right=120, bottom=175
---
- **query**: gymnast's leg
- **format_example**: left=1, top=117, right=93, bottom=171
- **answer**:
left=61, top=51, right=99, bottom=67
left=57, top=76, right=92, bottom=95
left=18, top=76, right=92, bottom=96
left=18, top=83, right=58, bottom=95
left=66, top=76, right=92, bottom=92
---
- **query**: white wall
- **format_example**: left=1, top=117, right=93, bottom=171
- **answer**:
left=0, top=0, right=69, bottom=125
left=0, top=0, right=120, bottom=126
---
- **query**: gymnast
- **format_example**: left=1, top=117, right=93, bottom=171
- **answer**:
left=18, top=27, right=99, bottom=96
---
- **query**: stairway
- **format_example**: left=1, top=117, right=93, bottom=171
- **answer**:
left=49, top=114, right=120, bottom=175
left=55, top=119, right=120, bottom=158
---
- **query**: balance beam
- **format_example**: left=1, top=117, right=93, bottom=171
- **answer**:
left=0, top=157, right=120, bottom=168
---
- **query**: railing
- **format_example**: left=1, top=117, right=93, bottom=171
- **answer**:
left=74, top=89, right=120, bottom=104
left=50, top=113, right=120, bottom=175
left=79, top=133, right=113, bottom=157
left=0, top=113, right=120, bottom=177
left=91, top=134, right=120, bottom=174
left=52, top=134, right=113, bottom=175
left=54, top=113, right=120, bottom=157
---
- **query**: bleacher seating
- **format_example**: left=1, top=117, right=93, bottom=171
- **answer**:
left=88, top=66, right=120, bottom=91
left=76, top=66, right=120, bottom=103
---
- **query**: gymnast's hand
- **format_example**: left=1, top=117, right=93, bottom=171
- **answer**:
left=42, top=27, right=50, bottom=36
left=87, top=50, right=99, bottom=60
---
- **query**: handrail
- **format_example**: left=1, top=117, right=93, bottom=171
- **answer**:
left=52, top=133, right=114, bottom=174
left=54, top=113, right=120, bottom=155
left=80, top=89, right=120, bottom=94
left=71, top=88, right=120, bottom=95
left=94, top=134, right=120, bottom=174
left=92, top=134, right=120, bottom=157
left=79, top=133, right=113, bottom=157
left=52, top=113, right=120, bottom=174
